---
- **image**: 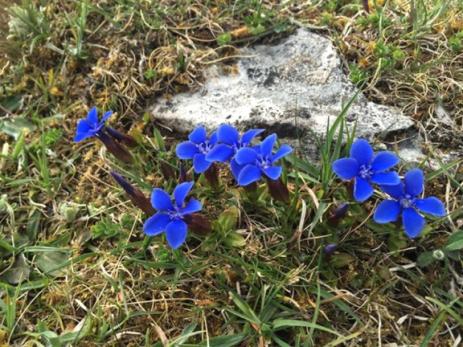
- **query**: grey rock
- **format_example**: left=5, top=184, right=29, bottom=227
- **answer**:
left=151, top=29, right=414, bottom=145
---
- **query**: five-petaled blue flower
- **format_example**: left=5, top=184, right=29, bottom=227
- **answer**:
left=206, top=124, right=264, bottom=180
left=373, top=168, right=446, bottom=238
left=176, top=127, right=218, bottom=173
left=234, top=133, right=293, bottom=186
left=74, top=107, right=112, bottom=142
left=143, top=182, right=202, bottom=249
left=332, top=139, right=400, bottom=202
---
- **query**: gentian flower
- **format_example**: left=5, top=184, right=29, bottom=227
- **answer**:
left=373, top=168, right=446, bottom=238
left=143, top=182, right=202, bottom=249
left=74, top=106, right=133, bottom=163
left=234, top=133, right=292, bottom=186
left=74, top=107, right=112, bottom=142
left=206, top=124, right=264, bottom=180
left=332, top=139, right=400, bottom=202
left=175, top=127, right=218, bottom=173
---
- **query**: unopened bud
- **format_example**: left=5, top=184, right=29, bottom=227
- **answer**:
left=324, top=243, right=337, bottom=255
left=327, top=203, right=349, bottom=226
left=106, top=127, right=137, bottom=147
left=110, top=171, right=155, bottom=215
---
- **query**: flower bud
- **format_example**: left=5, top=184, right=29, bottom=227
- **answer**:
left=110, top=172, right=154, bottom=215
left=327, top=203, right=349, bottom=226
left=106, top=127, right=137, bottom=147
left=324, top=243, right=337, bottom=255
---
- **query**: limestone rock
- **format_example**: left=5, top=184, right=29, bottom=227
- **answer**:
left=151, top=29, right=414, bottom=143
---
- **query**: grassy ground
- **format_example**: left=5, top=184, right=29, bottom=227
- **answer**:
left=1, top=0, right=463, bottom=346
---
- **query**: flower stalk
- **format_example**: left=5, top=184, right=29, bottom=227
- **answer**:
left=266, top=177, right=290, bottom=203
left=184, top=214, right=212, bottom=235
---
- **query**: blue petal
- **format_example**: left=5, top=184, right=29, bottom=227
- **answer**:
left=332, top=158, right=359, bottom=180
left=74, top=120, right=94, bottom=142
left=235, top=147, right=258, bottom=165
left=371, top=151, right=399, bottom=172
left=272, top=144, right=293, bottom=162
left=87, top=107, right=99, bottom=126
left=404, top=169, right=424, bottom=197
left=143, top=213, right=171, bottom=236
left=374, top=200, right=401, bottom=223
left=193, top=153, right=211, bottom=173
left=181, top=198, right=202, bottom=215
left=188, top=127, right=207, bottom=144
left=173, top=181, right=194, bottom=207
left=370, top=171, right=400, bottom=185
left=238, top=165, right=262, bottom=186
left=205, top=144, right=234, bottom=162
left=209, top=131, right=218, bottom=146
left=402, top=208, right=425, bottom=238
left=151, top=188, right=173, bottom=211
left=100, top=110, right=113, bottom=124
left=230, top=159, right=244, bottom=181
left=241, top=129, right=264, bottom=145
left=263, top=166, right=282, bottom=180
left=165, top=219, right=188, bottom=249
left=353, top=177, right=374, bottom=202
left=74, top=131, right=92, bottom=142
left=176, top=141, right=198, bottom=159
left=415, top=197, right=446, bottom=217
left=380, top=183, right=404, bottom=200
left=217, top=124, right=239, bottom=145
left=350, top=139, right=373, bottom=166
left=260, top=134, right=277, bottom=157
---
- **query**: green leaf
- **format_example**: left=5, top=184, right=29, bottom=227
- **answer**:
left=330, top=253, right=355, bottom=268
left=0, top=117, right=36, bottom=139
left=387, top=231, right=407, bottom=252
left=2, top=254, right=30, bottom=284
left=229, top=291, right=261, bottom=325
left=444, top=231, right=463, bottom=251
left=272, top=319, right=341, bottom=337
left=35, top=249, right=70, bottom=276
left=217, top=207, right=239, bottom=233
left=0, top=95, right=23, bottom=112
left=217, top=32, right=232, bottom=46
left=201, top=334, right=245, bottom=347
left=417, top=251, right=437, bottom=267
left=224, top=232, right=246, bottom=248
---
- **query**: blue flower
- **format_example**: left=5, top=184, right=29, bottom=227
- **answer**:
left=175, top=127, right=218, bottom=173
left=74, top=107, right=112, bottom=142
left=373, top=168, right=446, bottom=238
left=234, top=133, right=293, bottom=186
left=332, top=139, right=400, bottom=202
left=143, top=182, right=202, bottom=249
left=206, top=124, right=264, bottom=180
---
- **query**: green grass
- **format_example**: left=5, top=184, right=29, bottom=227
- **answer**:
left=1, top=0, right=463, bottom=346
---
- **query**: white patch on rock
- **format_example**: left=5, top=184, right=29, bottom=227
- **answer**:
left=151, top=29, right=414, bottom=141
